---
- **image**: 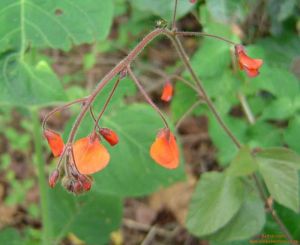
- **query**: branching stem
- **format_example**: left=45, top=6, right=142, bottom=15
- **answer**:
left=162, top=29, right=293, bottom=243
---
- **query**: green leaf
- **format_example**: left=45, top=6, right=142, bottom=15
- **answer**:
left=130, top=0, right=194, bottom=20
left=191, top=39, right=231, bottom=78
left=256, top=147, right=300, bottom=170
left=245, top=122, right=282, bottom=149
left=250, top=68, right=300, bottom=100
left=260, top=97, right=296, bottom=120
left=0, top=0, right=114, bottom=107
left=207, top=193, right=265, bottom=242
left=0, top=57, right=66, bottom=106
left=0, top=0, right=114, bottom=51
left=65, top=103, right=185, bottom=197
left=208, top=114, right=247, bottom=166
left=186, top=172, right=245, bottom=237
left=206, top=0, right=251, bottom=23
left=256, top=148, right=300, bottom=212
left=0, top=228, right=23, bottom=245
left=171, top=81, right=201, bottom=122
left=227, top=146, right=258, bottom=176
left=284, top=117, right=300, bottom=154
left=49, top=187, right=122, bottom=245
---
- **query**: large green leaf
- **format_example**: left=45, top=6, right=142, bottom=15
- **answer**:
left=0, top=0, right=114, bottom=51
left=0, top=58, right=66, bottom=106
left=65, top=103, right=185, bottom=197
left=49, top=186, right=122, bottom=245
left=186, top=172, right=245, bottom=237
left=207, top=192, right=265, bottom=242
left=130, top=0, right=194, bottom=20
left=0, top=0, right=114, bottom=107
left=256, top=148, right=300, bottom=212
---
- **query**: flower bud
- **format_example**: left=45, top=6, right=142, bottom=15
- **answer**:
left=73, top=181, right=84, bottom=194
left=99, top=128, right=119, bottom=146
left=161, top=80, right=173, bottom=102
left=48, top=169, right=60, bottom=188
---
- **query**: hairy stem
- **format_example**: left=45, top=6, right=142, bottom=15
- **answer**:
left=172, top=0, right=179, bottom=30
left=64, top=28, right=163, bottom=147
left=128, top=67, right=169, bottom=128
left=253, top=175, right=294, bottom=242
left=32, top=109, right=52, bottom=245
left=175, top=31, right=237, bottom=45
left=93, top=77, right=121, bottom=130
left=42, top=98, right=87, bottom=130
left=175, top=101, right=203, bottom=130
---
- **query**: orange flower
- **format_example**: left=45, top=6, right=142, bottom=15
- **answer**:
left=99, top=128, right=119, bottom=146
left=235, top=44, right=263, bottom=78
left=161, top=81, right=173, bottom=102
left=44, top=129, right=64, bottom=157
left=150, top=128, right=179, bottom=169
left=73, top=134, right=110, bottom=175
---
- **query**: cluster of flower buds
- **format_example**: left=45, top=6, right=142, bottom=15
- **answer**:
left=61, top=164, right=93, bottom=194
left=44, top=127, right=119, bottom=194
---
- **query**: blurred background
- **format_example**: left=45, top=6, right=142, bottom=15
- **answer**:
left=0, top=0, right=300, bottom=244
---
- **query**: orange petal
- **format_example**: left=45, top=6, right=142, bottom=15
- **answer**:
left=161, top=81, right=173, bottom=102
left=150, top=129, right=179, bottom=169
left=99, top=128, right=119, bottom=146
left=235, top=45, right=263, bottom=77
left=73, top=135, right=110, bottom=175
left=44, top=129, right=64, bottom=157
left=244, top=67, right=259, bottom=78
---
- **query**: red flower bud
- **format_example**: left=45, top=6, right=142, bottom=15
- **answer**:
left=235, top=45, right=263, bottom=78
left=161, top=81, right=173, bottom=102
left=49, top=169, right=60, bottom=188
left=190, top=0, right=197, bottom=3
left=82, top=180, right=92, bottom=191
left=73, top=181, right=84, bottom=194
left=99, top=128, right=119, bottom=146
left=44, top=129, right=64, bottom=157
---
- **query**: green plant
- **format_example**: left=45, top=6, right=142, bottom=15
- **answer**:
left=1, top=0, right=300, bottom=244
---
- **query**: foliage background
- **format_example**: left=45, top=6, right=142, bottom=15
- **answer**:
left=0, top=0, right=299, bottom=244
